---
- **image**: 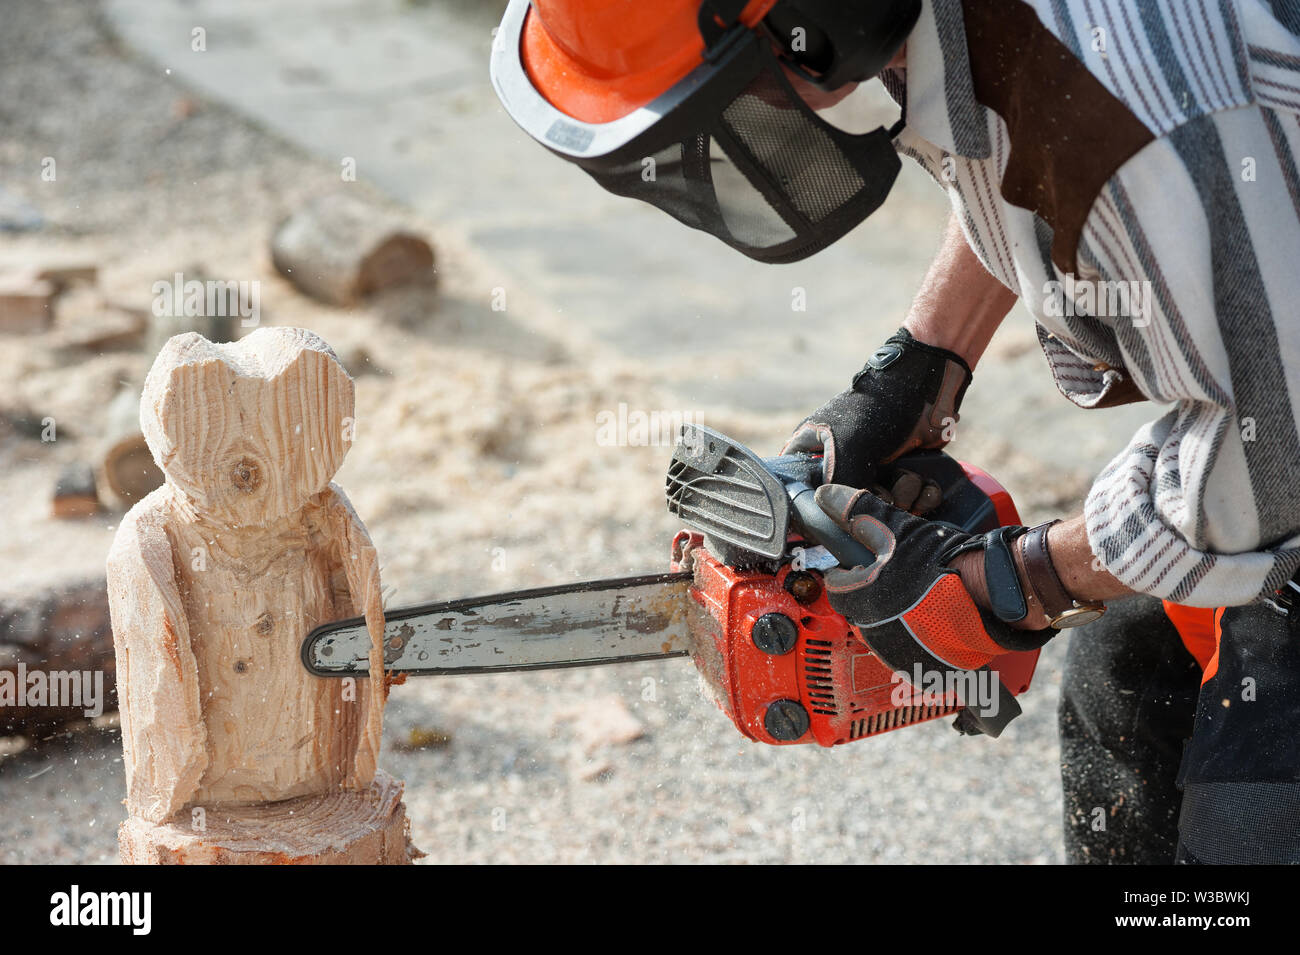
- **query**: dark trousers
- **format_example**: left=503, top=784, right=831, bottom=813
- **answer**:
left=1059, top=595, right=1300, bottom=864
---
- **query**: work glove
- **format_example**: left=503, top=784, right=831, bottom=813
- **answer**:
left=783, top=328, right=972, bottom=507
left=814, top=483, right=1055, bottom=734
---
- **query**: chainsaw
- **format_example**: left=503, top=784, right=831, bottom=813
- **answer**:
left=301, top=425, right=1039, bottom=743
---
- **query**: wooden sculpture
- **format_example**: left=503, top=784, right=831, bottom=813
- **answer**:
left=107, top=326, right=415, bottom=864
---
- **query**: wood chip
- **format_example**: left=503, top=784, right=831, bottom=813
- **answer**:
left=555, top=694, right=645, bottom=754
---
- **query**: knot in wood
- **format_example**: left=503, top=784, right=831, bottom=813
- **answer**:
left=254, top=612, right=275, bottom=636
left=231, top=457, right=262, bottom=493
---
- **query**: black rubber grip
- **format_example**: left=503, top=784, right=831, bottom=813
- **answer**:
left=788, top=483, right=878, bottom=570
left=763, top=452, right=879, bottom=570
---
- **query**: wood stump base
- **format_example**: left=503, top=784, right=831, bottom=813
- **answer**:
left=118, top=771, right=419, bottom=865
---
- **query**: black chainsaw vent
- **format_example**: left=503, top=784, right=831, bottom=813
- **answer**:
left=849, top=702, right=958, bottom=740
left=803, top=639, right=837, bottom=715
left=666, top=425, right=789, bottom=561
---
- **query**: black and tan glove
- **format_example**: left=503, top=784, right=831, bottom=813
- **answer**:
left=783, top=328, right=972, bottom=507
left=814, top=483, right=1058, bottom=736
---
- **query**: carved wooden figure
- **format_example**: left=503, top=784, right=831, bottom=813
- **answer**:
left=107, top=327, right=415, bottom=864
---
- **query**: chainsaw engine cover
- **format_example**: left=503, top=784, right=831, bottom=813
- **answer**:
left=666, top=424, right=1040, bottom=744
left=673, top=532, right=1038, bottom=746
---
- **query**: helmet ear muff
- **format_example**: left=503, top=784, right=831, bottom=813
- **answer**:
left=764, top=0, right=921, bottom=89
left=764, top=6, right=835, bottom=74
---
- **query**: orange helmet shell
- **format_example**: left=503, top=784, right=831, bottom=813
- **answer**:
left=522, top=0, right=779, bottom=124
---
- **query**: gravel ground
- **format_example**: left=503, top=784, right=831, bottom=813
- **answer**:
left=0, top=0, right=1107, bottom=864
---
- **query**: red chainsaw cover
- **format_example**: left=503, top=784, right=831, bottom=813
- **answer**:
left=669, top=463, right=1038, bottom=746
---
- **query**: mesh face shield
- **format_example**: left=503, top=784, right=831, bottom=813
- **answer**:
left=492, top=0, right=904, bottom=264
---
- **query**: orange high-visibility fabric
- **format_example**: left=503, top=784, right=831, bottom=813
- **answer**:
left=902, top=574, right=1002, bottom=670
left=1162, top=601, right=1225, bottom=685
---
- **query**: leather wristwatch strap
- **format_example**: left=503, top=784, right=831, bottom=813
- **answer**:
left=1016, top=520, right=1105, bottom=628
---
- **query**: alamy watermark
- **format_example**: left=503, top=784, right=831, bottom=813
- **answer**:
left=1043, top=273, right=1152, bottom=327
left=50, top=885, right=151, bottom=935
left=596, top=403, right=703, bottom=448
left=890, top=663, right=998, bottom=716
left=0, top=663, right=104, bottom=718
left=152, top=271, right=260, bottom=327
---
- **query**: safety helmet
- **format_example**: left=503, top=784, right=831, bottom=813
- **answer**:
left=491, top=0, right=922, bottom=264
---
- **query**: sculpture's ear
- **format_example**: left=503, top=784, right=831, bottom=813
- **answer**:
left=141, top=327, right=355, bottom=525
left=141, top=332, right=237, bottom=515
left=273, top=332, right=356, bottom=501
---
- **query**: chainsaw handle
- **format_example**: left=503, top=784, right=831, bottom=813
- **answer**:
left=762, top=452, right=878, bottom=570
left=786, top=481, right=878, bottom=569
left=761, top=448, right=999, bottom=570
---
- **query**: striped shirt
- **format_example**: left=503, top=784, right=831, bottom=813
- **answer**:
left=884, top=0, right=1300, bottom=607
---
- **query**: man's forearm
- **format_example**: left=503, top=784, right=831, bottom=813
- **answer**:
left=952, top=514, right=1136, bottom=630
left=903, top=212, right=1018, bottom=367
left=1046, top=515, right=1134, bottom=603
left=899, top=214, right=1135, bottom=624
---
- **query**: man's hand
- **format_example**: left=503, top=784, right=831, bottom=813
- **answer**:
left=789, top=212, right=1018, bottom=501
left=814, top=483, right=1056, bottom=677
left=783, top=327, right=972, bottom=494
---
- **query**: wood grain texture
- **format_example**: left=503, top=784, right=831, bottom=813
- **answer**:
left=107, top=327, right=399, bottom=862
left=118, top=770, right=416, bottom=864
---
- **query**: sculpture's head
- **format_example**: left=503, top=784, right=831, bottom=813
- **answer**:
left=141, top=326, right=355, bottom=526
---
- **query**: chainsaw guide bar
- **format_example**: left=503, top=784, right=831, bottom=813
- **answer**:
left=302, top=573, right=695, bottom=677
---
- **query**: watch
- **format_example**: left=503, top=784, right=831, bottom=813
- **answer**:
left=1017, top=522, right=1106, bottom=628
